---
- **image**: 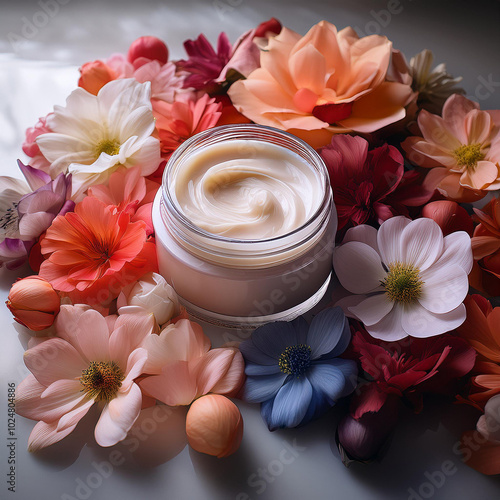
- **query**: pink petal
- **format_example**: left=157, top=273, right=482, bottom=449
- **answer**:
left=75, top=309, right=112, bottom=362
left=460, top=161, right=498, bottom=190
left=24, top=338, right=87, bottom=387
left=194, top=348, right=241, bottom=396
left=121, top=348, right=148, bottom=391
left=94, top=383, right=143, bottom=447
left=466, top=110, right=492, bottom=144
left=333, top=241, right=386, bottom=294
left=27, top=420, right=79, bottom=452
left=56, top=398, right=94, bottom=432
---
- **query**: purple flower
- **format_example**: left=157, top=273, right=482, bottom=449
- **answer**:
left=0, top=161, right=74, bottom=268
left=240, top=308, right=358, bottom=430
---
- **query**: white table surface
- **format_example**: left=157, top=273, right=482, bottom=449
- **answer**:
left=1, top=1, right=500, bottom=499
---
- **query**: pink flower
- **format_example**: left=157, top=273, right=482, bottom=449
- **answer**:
left=319, top=134, right=433, bottom=232
left=23, top=116, right=52, bottom=171
left=88, top=166, right=160, bottom=236
left=154, top=94, right=222, bottom=157
left=127, top=36, right=169, bottom=67
left=139, top=318, right=245, bottom=405
left=228, top=20, right=412, bottom=148
left=402, top=94, right=500, bottom=202
left=15, top=305, right=155, bottom=450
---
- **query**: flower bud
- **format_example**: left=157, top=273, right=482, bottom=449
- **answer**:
left=127, top=36, right=169, bottom=66
left=6, top=276, right=60, bottom=331
left=78, top=61, right=115, bottom=95
left=186, top=394, right=243, bottom=458
left=254, top=18, right=282, bottom=38
left=117, top=272, right=179, bottom=325
left=421, top=200, right=473, bottom=236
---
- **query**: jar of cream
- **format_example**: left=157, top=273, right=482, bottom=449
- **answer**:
left=152, top=124, right=336, bottom=327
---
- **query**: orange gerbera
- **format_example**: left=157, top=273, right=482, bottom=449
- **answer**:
left=39, top=196, right=157, bottom=308
left=456, top=294, right=500, bottom=409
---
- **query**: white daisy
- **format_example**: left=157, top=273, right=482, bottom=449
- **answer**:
left=333, top=216, right=472, bottom=340
left=36, top=79, right=161, bottom=200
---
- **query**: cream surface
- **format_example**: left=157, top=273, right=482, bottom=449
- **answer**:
left=171, top=140, right=322, bottom=239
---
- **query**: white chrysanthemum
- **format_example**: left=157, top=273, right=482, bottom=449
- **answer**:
left=409, top=49, right=465, bottom=114
left=333, top=216, right=472, bottom=341
left=36, top=79, right=161, bottom=200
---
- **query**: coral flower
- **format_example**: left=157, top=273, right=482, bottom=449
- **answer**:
left=456, top=295, right=500, bottom=408
left=15, top=305, right=155, bottom=450
left=334, top=217, right=472, bottom=340
left=228, top=20, right=412, bottom=148
left=39, top=196, right=156, bottom=307
left=319, top=134, right=433, bottom=232
left=88, top=166, right=160, bottom=236
left=402, top=94, right=500, bottom=202
left=154, top=94, right=222, bottom=157
left=471, top=198, right=500, bottom=293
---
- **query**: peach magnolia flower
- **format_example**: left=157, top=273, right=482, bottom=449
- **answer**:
left=228, top=20, right=412, bottom=148
left=140, top=318, right=244, bottom=405
left=402, top=94, right=500, bottom=202
left=15, top=305, right=156, bottom=450
left=154, top=94, right=222, bottom=157
left=39, top=196, right=156, bottom=308
left=7, top=276, right=60, bottom=331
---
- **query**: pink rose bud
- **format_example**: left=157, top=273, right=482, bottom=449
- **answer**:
left=186, top=395, right=243, bottom=458
left=421, top=200, right=473, bottom=236
left=127, top=36, right=169, bottom=66
left=78, top=60, right=116, bottom=95
left=6, top=276, right=60, bottom=331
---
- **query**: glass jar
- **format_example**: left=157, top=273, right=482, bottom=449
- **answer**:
left=152, top=124, right=336, bottom=327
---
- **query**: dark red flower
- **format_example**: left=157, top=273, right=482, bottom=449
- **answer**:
left=319, top=134, right=434, bottom=233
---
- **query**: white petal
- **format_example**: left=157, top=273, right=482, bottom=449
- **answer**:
left=333, top=241, right=386, bottom=294
left=401, top=303, right=466, bottom=338
left=350, top=293, right=394, bottom=326
left=430, top=231, right=473, bottom=274
left=365, top=304, right=407, bottom=341
left=377, top=216, right=411, bottom=265
left=419, top=265, right=469, bottom=314
left=342, top=225, right=379, bottom=253
left=399, top=218, right=444, bottom=271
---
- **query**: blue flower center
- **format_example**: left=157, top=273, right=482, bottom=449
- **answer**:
left=278, top=344, right=312, bottom=377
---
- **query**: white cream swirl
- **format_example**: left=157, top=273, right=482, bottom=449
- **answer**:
left=171, top=140, right=322, bottom=239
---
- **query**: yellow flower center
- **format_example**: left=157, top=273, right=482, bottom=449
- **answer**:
left=80, top=361, right=124, bottom=402
left=382, top=262, right=424, bottom=303
left=95, top=139, right=121, bottom=159
left=453, top=144, right=485, bottom=170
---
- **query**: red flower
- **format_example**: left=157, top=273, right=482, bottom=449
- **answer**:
left=319, top=135, right=433, bottom=233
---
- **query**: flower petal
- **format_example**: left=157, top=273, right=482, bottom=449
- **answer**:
left=377, top=216, right=411, bottom=265
left=242, top=372, right=287, bottom=403
left=307, top=307, right=350, bottom=358
left=251, top=320, right=305, bottom=359
left=333, top=241, right=386, bottom=294
left=401, top=303, right=466, bottom=338
left=366, top=304, right=407, bottom=341
left=349, top=293, right=394, bottom=326
left=268, top=377, right=313, bottom=429
left=342, top=224, right=379, bottom=253
left=431, top=231, right=473, bottom=274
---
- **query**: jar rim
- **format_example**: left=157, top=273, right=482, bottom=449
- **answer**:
left=161, top=123, right=332, bottom=250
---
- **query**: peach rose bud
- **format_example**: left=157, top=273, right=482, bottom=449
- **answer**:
left=421, top=200, right=473, bottom=236
left=127, top=36, right=169, bottom=66
left=6, top=276, right=60, bottom=331
left=186, top=395, right=243, bottom=458
left=78, top=60, right=116, bottom=95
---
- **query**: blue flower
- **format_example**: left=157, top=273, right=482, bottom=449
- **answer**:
left=240, top=307, right=358, bottom=431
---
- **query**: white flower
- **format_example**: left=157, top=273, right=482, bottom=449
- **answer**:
left=36, top=79, right=161, bottom=201
left=333, top=216, right=472, bottom=340
left=477, top=395, right=500, bottom=443
left=0, top=177, right=30, bottom=241
left=117, top=272, right=179, bottom=326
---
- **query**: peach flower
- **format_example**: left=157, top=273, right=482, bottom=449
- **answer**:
left=186, top=394, right=243, bottom=458
left=7, top=276, right=60, bottom=331
left=228, top=20, right=412, bottom=148
left=15, top=305, right=155, bottom=450
left=402, top=94, right=500, bottom=202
